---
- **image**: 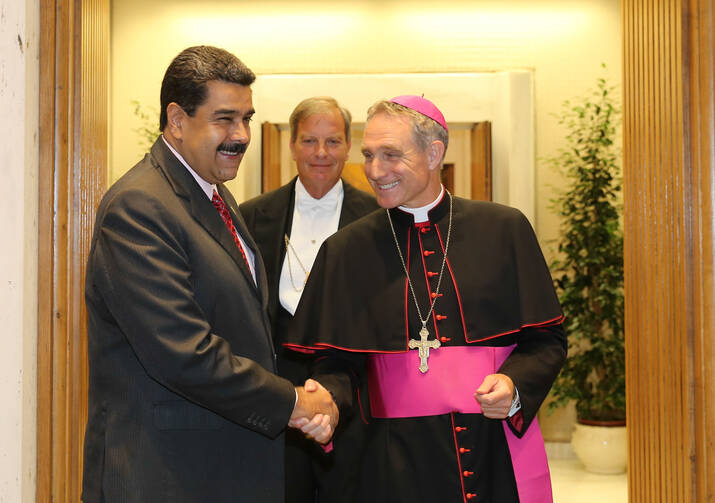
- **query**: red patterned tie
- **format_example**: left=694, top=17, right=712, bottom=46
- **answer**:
left=211, top=189, right=252, bottom=274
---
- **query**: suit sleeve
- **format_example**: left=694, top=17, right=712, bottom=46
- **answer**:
left=89, top=189, right=296, bottom=438
left=311, top=350, right=366, bottom=418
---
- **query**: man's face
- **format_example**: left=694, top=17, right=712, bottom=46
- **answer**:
left=361, top=112, right=437, bottom=208
left=171, top=80, right=254, bottom=185
left=290, top=109, right=350, bottom=199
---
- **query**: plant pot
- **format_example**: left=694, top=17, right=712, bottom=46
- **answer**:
left=571, top=420, right=626, bottom=474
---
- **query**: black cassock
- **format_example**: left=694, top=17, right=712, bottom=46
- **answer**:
left=285, top=193, right=566, bottom=503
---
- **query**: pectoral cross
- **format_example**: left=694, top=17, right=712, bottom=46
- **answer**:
left=408, top=326, right=441, bottom=373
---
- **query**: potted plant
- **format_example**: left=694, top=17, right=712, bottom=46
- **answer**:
left=546, top=68, right=626, bottom=474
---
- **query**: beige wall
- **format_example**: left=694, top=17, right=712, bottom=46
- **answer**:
left=0, top=0, right=39, bottom=500
left=252, top=72, right=538, bottom=221
left=111, top=0, right=622, bottom=251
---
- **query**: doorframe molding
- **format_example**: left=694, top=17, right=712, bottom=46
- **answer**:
left=37, top=0, right=108, bottom=500
left=623, top=0, right=715, bottom=500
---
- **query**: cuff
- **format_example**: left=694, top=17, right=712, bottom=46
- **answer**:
left=507, top=387, right=521, bottom=418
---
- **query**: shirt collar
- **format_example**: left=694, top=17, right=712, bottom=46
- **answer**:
left=397, top=186, right=445, bottom=223
left=294, top=177, right=343, bottom=212
left=162, top=135, right=216, bottom=200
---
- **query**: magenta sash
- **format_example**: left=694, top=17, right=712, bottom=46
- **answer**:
left=367, top=345, right=553, bottom=503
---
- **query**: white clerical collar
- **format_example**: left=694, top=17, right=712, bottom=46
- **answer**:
left=294, top=177, right=343, bottom=212
left=162, top=135, right=216, bottom=200
left=398, top=186, right=445, bottom=223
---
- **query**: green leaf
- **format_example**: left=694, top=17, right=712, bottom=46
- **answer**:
left=545, top=67, right=625, bottom=422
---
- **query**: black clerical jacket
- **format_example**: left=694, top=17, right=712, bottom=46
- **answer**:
left=284, top=194, right=566, bottom=502
left=286, top=194, right=566, bottom=435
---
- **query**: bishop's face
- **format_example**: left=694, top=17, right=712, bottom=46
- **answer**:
left=361, top=112, right=442, bottom=208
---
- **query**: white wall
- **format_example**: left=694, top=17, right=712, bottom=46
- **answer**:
left=0, top=0, right=39, bottom=501
left=110, top=0, right=621, bottom=253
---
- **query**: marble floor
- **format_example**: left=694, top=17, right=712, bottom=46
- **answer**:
left=548, top=446, right=628, bottom=503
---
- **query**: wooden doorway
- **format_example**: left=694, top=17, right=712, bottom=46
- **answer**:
left=38, top=0, right=109, bottom=501
left=622, top=1, right=715, bottom=500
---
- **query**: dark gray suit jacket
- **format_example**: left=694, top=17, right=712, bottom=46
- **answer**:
left=82, top=138, right=296, bottom=503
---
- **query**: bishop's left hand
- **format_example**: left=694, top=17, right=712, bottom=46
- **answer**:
left=474, top=373, right=515, bottom=419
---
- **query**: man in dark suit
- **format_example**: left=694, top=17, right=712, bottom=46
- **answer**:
left=240, top=97, right=378, bottom=502
left=82, top=47, right=337, bottom=503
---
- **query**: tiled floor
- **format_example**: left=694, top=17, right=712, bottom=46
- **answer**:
left=549, top=453, right=628, bottom=502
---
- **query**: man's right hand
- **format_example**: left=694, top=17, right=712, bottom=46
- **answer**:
left=290, top=379, right=339, bottom=444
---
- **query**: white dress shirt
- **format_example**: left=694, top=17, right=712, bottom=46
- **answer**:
left=162, top=135, right=256, bottom=284
left=279, top=178, right=344, bottom=315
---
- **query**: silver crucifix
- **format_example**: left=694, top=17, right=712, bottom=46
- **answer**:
left=408, top=327, right=441, bottom=373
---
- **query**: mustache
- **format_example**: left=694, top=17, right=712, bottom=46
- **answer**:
left=217, top=142, right=247, bottom=154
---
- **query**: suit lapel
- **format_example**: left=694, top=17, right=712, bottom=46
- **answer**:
left=251, top=179, right=296, bottom=282
left=339, top=180, right=369, bottom=228
left=150, top=139, right=260, bottom=298
left=217, top=185, right=268, bottom=303
left=195, top=189, right=259, bottom=290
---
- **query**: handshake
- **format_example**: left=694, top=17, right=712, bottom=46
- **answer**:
left=290, top=379, right=339, bottom=445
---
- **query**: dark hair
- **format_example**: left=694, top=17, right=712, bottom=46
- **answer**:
left=159, top=46, right=256, bottom=130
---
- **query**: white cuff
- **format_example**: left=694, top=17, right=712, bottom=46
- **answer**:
left=507, top=387, right=521, bottom=417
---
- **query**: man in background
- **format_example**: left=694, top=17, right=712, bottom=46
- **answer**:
left=82, top=46, right=335, bottom=503
left=240, top=96, right=378, bottom=502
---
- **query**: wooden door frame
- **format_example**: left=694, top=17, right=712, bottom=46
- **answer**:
left=470, top=122, right=492, bottom=201
left=37, top=0, right=108, bottom=500
left=261, top=122, right=282, bottom=192
left=623, top=0, right=715, bottom=500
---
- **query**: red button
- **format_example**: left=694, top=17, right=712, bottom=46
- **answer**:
left=455, top=426, right=467, bottom=432
left=424, top=250, right=435, bottom=256
left=459, top=447, right=471, bottom=454
left=420, top=227, right=430, bottom=233
left=440, top=336, right=451, bottom=343
left=427, top=271, right=438, bottom=277
left=430, top=292, right=443, bottom=299
left=463, top=471, right=474, bottom=477
left=466, top=493, right=476, bottom=499
left=436, top=314, right=447, bottom=321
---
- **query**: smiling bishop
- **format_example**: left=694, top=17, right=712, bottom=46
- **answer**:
left=284, top=95, right=568, bottom=503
